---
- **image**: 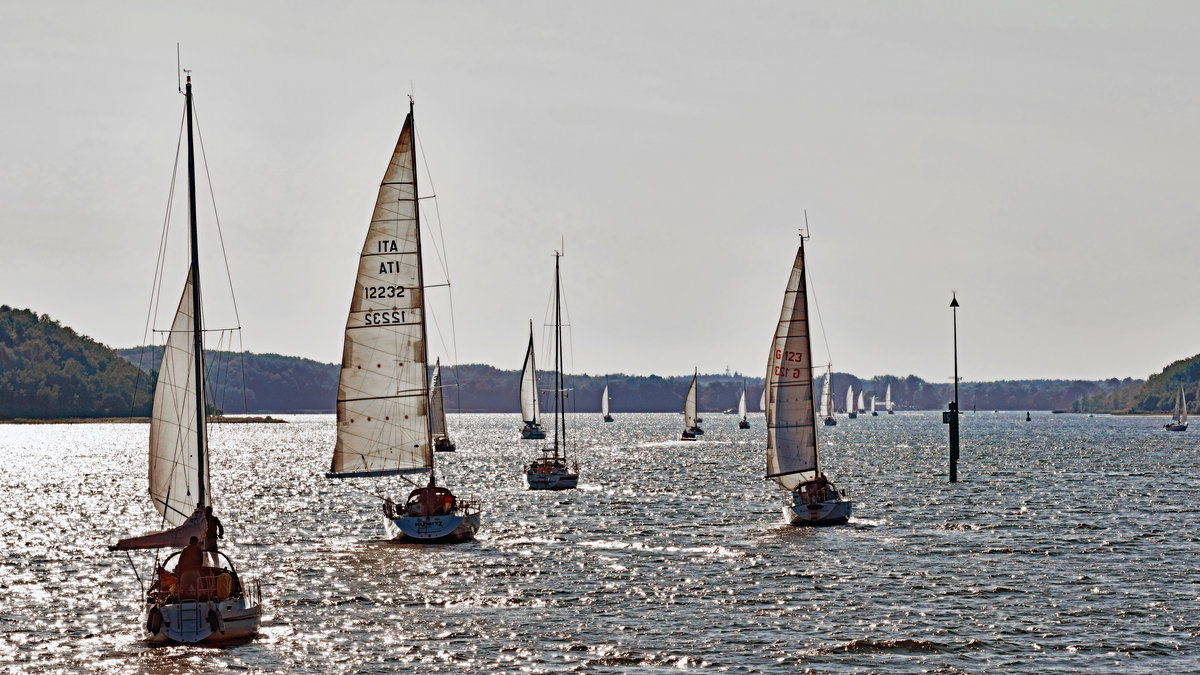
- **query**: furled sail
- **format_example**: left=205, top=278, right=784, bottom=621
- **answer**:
left=765, top=244, right=819, bottom=490
left=329, top=112, right=432, bottom=478
left=520, top=325, right=540, bottom=424
left=601, top=384, right=610, bottom=417
left=112, top=506, right=205, bottom=551
left=738, top=386, right=747, bottom=420
left=684, top=372, right=698, bottom=429
left=148, top=271, right=210, bottom=527
left=846, top=386, right=854, bottom=414
left=430, top=359, right=447, bottom=440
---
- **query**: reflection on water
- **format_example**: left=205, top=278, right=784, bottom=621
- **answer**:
left=1, top=412, right=1197, bottom=672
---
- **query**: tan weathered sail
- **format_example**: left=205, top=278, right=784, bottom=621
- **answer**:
left=765, top=244, right=819, bottom=490
left=329, top=112, right=432, bottom=477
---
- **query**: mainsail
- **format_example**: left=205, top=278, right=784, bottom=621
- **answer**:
left=329, top=110, right=432, bottom=478
left=857, top=391, right=865, bottom=413
left=819, top=366, right=833, bottom=418
left=885, top=384, right=894, bottom=412
left=765, top=244, right=819, bottom=490
left=520, top=324, right=541, bottom=425
left=738, top=385, right=747, bottom=420
left=601, top=383, right=610, bottom=418
left=684, top=372, right=698, bottom=429
left=1173, top=385, right=1188, bottom=424
left=846, top=386, right=854, bottom=415
left=430, top=359, right=448, bottom=440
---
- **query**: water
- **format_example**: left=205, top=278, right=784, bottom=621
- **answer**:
left=1, top=412, right=1197, bottom=673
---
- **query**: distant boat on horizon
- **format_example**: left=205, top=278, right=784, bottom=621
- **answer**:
left=525, top=252, right=579, bottom=490
left=738, top=381, right=750, bottom=429
left=846, top=385, right=857, bottom=419
left=820, top=365, right=837, bottom=426
left=681, top=369, right=703, bottom=440
left=885, top=384, right=895, bottom=414
left=871, top=395, right=878, bottom=416
left=602, top=378, right=614, bottom=423
left=857, top=391, right=865, bottom=417
left=1165, top=384, right=1188, bottom=432
left=519, top=321, right=547, bottom=440
left=431, top=359, right=455, bottom=452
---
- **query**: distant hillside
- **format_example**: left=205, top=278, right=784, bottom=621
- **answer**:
left=119, top=347, right=338, bottom=414
left=0, top=306, right=152, bottom=419
left=1073, top=354, right=1194, bottom=413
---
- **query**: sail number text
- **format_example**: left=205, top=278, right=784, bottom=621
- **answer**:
left=364, top=285, right=406, bottom=300
left=364, top=310, right=407, bottom=325
left=774, top=349, right=803, bottom=379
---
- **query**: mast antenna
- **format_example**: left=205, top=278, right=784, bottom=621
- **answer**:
left=176, top=44, right=181, bottom=93
left=801, top=209, right=811, bottom=240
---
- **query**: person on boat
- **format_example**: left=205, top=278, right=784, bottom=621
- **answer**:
left=203, top=505, right=223, bottom=553
left=174, top=536, right=204, bottom=594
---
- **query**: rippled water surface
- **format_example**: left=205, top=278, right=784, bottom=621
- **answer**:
left=2, top=412, right=1199, bottom=673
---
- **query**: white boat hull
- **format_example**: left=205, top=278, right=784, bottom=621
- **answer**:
left=385, top=512, right=481, bottom=543
left=784, top=498, right=852, bottom=527
left=144, top=598, right=261, bottom=644
left=525, top=469, right=579, bottom=491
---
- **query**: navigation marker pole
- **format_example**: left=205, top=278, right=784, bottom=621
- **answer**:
left=944, top=292, right=961, bottom=482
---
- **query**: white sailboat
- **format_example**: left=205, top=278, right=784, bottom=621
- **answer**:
left=760, top=388, right=766, bottom=412
left=820, top=365, right=837, bottom=426
left=519, top=321, right=547, bottom=439
left=1165, top=384, right=1188, bottom=431
left=526, top=252, right=580, bottom=490
left=857, top=391, right=865, bottom=416
left=431, top=359, right=455, bottom=452
left=885, top=383, right=895, bottom=414
left=109, top=75, right=262, bottom=643
left=764, top=237, right=852, bottom=527
left=870, top=395, right=878, bottom=416
left=681, top=369, right=703, bottom=440
left=327, top=98, right=481, bottom=543
left=602, top=379, right=614, bottom=422
left=738, top=381, right=750, bottom=429
left=846, top=385, right=857, bottom=419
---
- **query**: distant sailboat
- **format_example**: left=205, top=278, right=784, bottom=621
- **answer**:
left=760, top=388, right=766, bottom=412
left=846, top=385, right=857, bottom=419
left=519, top=321, right=546, bottom=439
left=681, top=370, right=703, bottom=440
left=526, top=252, right=580, bottom=490
left=431, top=359, right=455, bottom=452
left=870, top=395, right=878, bottom=416
left=738, top=381, right=750, bottom=429
left=820, top=365, right=837, bottom=426
left=885, top=384, right=895, bottom=414
left=602, top=378, right=614, bottom=423
left=765, top=237, right=852, bottom=526
left=857, top=391, right=865, bottom=416
left=110, top=75, right=262, bottom=643
left=327, top=98, right=481, bottom=543
left=1165, top=385, right=1188, bottom=431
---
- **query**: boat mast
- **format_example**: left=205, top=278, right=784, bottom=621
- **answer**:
left=184, top=75, right=207, bottom=508
left=409, top=96, right=436, bottom=483
left=553, top=251, right=566, bottom=459
left=798, top=238, right=820, bottom=478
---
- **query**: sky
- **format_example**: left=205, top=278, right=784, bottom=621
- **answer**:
left=2, top=1, right=1198, bottom=383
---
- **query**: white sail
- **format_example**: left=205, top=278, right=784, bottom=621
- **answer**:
left=330, top=112, right=432, bottom=478
left=602, top=383, right=610, bottom=417
left=738, top=386, right=747, bottom=420
left=1182, top=387, right=1189, bottom=425
left=818, top=368, right=831, bottom=418
left=857, top=391, right=865, bottom=413
left=760, top=388, right=766, bottom=411
left=885, top=384, right=894, bottom=412
left=684, top=372, right=698, bottom=428
left=430, top=359, right=447, bottom=439
left=148, top=271, right=210, bottom=527
left=846, top=386, right=854, bottom=414
left=870, top=396, right=877, bottom=414
left=520, top=326, right=540, bottom=424
left=765, top=245, right=818, bottom=490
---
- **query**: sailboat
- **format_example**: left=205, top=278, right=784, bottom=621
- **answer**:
left=526, top=252, right=580, bottom=490
left=681, top=369, right=703, bottom=439
left=1165, top=384, right=1188, bottom=431
left=738, top=381, right=750, bottom=429
left=846, top=386, right=857, bottom=419
left=885, top=384, right=895, bottom=414
left=327, top=98, right=481, bottom=543
left=109, top=74, right=262, bottom=643
left=857, top=391, right=865, bottom=417
left=820, top=365, right=837, bottom=426
left=431, top=359, right=455, bottom=452
left=519, top=321, right=547, bottom=439
left=760, top=388, right=766, bottom=412
left=765, top=237, right=852, bottom=527
left=602, top=378, right=614, bottom=422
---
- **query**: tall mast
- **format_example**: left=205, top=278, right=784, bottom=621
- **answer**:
left=553, top=251, right=566, bottom=458
left=798, top=238, right=819, bottom=476
left=184, top=75, right=207, bottom=508
left=409, top=96, right=435, bottom=481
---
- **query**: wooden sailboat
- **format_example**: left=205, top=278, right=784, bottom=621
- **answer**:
left=1165, top=384, right=1188, bottom=431
left=519, top=321, right=547, bottom=439
left=602, top=378, right=614, bottom=422
left=526, top=252, right=580, bottom=490
left=846, top=385, right=857, bottom=419
left=885, top=383, right=895, bottom=414
left=681, top=369, right=703, bottom=439
left=327, top=99, right=481, bottom=543
left=431, top=359, right=455, bottom=451
left=109, top=75, right=262, bottom=643
left=764, top=237, right=852, bottom=527
left=820, top=365, right=837, bottom=426
left=738, top=381, right=750, bottom=429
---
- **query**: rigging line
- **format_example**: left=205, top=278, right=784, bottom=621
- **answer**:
left=805, top=246, right=833, bottom=369
left=190, top=99, right=244, bottom=329
left=413, top=126, right=452, bottom=284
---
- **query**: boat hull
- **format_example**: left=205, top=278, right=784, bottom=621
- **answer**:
left=1165, top=423, right=1188, bottom=431
left=738, top=420, right=750, bottom=429
left=848, top=412, right=857, bottom=419
left=603, top=415, right=614, bottom=423
left=143, top=598, right=261, bottom=644
left=526, top=470, right=579, bottom=490
left=385, top=512, right=481, bottom=543
left=521, top=426, right=546, bottom=440
left=823, top=418, right=837, bottom=426
left=784, top=499, right=852, bottom=527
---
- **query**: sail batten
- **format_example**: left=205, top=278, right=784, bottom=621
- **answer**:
left=330, top=111, right=432, bottom=478
left=765, top=244, right=819, bottom=491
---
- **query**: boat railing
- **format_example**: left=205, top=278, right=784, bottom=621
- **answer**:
left=455, top=496, right=482, bottom=516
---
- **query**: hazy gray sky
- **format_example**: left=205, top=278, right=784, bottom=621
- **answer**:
left=2, top=2, right=1197, bottom=382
